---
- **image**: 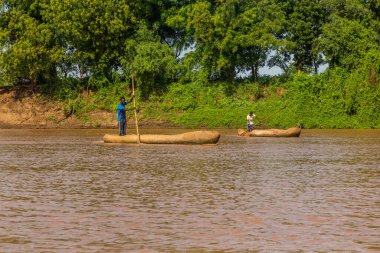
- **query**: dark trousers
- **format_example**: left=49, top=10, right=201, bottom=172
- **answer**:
left=118, top=119, right=127, bottom=135
left=247, top=123, right=254, bottom=132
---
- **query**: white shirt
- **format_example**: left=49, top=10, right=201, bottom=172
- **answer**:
left=247, top=114, right=255, bottom=125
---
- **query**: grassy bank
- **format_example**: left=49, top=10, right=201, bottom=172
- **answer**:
left=39, top=67, right=380, bottom=129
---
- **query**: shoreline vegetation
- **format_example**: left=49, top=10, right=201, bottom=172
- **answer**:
left=1, top=67, right=379, bottom=129
left=0, top=1, right=379, bottom=129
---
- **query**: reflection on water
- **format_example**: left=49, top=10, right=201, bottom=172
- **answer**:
left=0, top=129, right=379, bottom=252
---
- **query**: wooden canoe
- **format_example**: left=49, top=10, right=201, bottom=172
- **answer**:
left=104, top=131, right=221, bottom=144
left=238, top=127, right=301, bottom=137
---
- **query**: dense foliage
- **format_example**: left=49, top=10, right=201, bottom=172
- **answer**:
left=0, top=0, right=379, bottom=128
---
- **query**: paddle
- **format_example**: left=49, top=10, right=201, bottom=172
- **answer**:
left=256, top=103, right=288, bottom=127
left=131, top=72, right=140, bottom=144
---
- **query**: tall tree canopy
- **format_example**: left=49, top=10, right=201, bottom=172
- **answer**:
left=277, top=0, right=325, bottom=73
left=318, top=0, right=380, bottom=68
left=0, top=0, right=379, bottom=89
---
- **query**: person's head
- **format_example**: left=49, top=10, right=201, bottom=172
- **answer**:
left=249, top=111, right=253, bottom=116
left=120, top=97, right=125, bottom=103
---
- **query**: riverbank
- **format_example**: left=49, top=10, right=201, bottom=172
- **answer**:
left=1, top=70, right=379, bottom=129
left=0, top=89, right=177, bottom=129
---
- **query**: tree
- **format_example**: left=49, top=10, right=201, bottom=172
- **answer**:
left=167, top=0, right=285, bottom=82
left=43, top=0, right=137, bottom=80
left=318, top=0, right=380, bottom=69
left=276, top=0, right=325, bottom=73
left=0, top=1, right=62, bottom=85
left=234, top=0, right=286, bottom=81
left=121, top=24, right=177, bottom=99
left=318, top=16, right=378, bottom=68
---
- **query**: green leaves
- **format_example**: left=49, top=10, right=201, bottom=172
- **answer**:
left=0, top=7, right=63, bottom=84
left=166, top=0, right=286, bottom=81
left=277, top=0, right=325, bottom=73
left=43, top=0, right=136, bottom=78
left=318, top=0, right=380, bottom=69
left=0, top=0, right=379, bottom=90
left=121, top=24, right=177, bottom=99
left=318, top=16, right=378, bottom=68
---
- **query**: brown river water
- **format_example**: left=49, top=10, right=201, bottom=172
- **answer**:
left=0, top=129, right=379, bottom=252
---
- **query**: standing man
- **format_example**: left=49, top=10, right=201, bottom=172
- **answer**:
left=117, top=95, right=134, bottom=136
left=247, top=111, right=256, bottom=132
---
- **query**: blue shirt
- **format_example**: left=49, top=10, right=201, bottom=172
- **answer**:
left=117, top=101, right=128, bottom=121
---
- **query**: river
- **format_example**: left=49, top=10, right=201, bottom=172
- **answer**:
left=0, top=129, right=379, bottom=252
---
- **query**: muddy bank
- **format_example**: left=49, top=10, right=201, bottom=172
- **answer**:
left=0, top=89, right=176, bottom=129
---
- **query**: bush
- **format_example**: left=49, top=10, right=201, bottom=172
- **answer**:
left=37, top=61, right=379, bottom=129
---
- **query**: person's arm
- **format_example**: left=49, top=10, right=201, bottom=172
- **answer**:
left=123, top=95, right=134, bottom=106
left=124, top=95, right=135, bottom=105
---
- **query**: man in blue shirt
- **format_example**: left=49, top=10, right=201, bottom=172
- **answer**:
left=117, top=96, right=134, bottom=136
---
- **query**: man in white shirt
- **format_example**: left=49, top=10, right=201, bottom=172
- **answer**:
left=247, top=111, right=256, bottom=132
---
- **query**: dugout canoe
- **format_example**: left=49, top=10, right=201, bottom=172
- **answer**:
left=103, top=131, right=221, bottom=144
left=238, top=127, right=301, bottom=137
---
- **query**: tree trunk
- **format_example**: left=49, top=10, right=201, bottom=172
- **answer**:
left=313, top=60, right=319, bottom=74
left=251, top=65, right=259, bottom=82
left=370, top=65, right=377, bottom=88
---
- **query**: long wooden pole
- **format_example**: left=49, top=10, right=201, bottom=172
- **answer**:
left=131, top=73, right=140, bottom=143
left=257, top=103, right=288, bottom=127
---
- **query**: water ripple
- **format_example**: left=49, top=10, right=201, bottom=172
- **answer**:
left=0, top=129, right=379, bottom=252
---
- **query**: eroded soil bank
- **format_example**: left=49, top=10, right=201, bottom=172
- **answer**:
left=0, top=88, right=175, bottom=129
